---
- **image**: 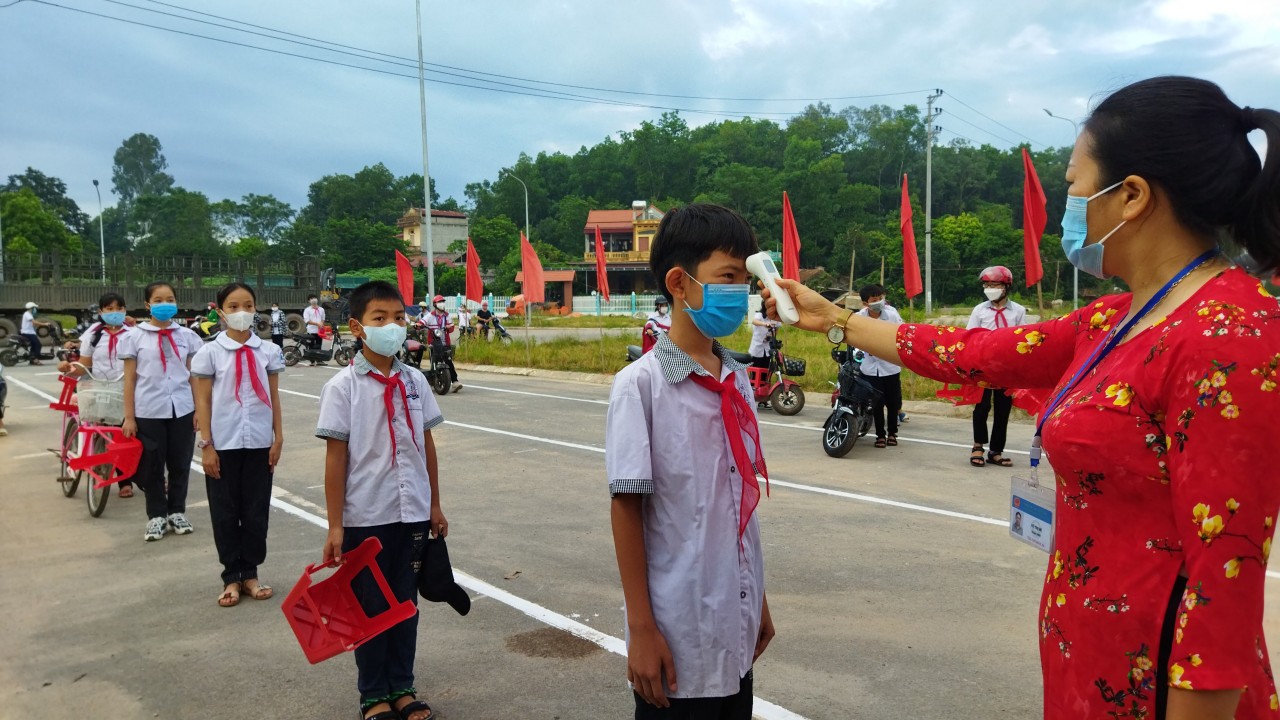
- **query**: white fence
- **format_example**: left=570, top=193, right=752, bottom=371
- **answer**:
left=429, top=293, right=666, bottom=317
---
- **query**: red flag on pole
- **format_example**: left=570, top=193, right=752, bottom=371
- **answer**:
left=900, top=175, right=923, bottom=299
left=593, top=225, right=611, bottom=302
left=520, top=232, right=545, bottom=304
left=465, top=238, right=483, bottom=303
left=781, top=191, right=802, bottom=281
left=1021, top=147, right=1048, bottom=288
left=394, top=250, right=415, bottom=305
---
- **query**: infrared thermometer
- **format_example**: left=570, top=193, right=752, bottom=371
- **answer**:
left=746, top=251, right=800, bottom=325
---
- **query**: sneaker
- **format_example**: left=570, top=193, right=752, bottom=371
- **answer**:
left=144, top=517, right=168, bottom=541
left=898, top=412, right=909, bottom=423
left=168, top=512, right=194, bottom=535
left=451, top=382, right=463, bottom=393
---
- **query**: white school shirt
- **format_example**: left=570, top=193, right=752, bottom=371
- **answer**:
left=190, top=333, right=285, bottom=450
left=303, top=305, right=325, bottom=334
left=119, top=322, right=203, bottom=419
left=605, top=333, right=765, bottom=699
left=747, top=312, right=773, bottom=357
left=457, top=309, right=472, bottom=327
left=20, top=311, right=35, bottom=334
left=966, top=299, right=1027, bottom=331
left=855, top=305, right=904, bottom=377
left=315, top=353, right=444, bottom=527
left=80, top=324, right=136, bottom=381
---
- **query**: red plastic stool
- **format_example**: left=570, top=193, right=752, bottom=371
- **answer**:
left=281, top=537, right=417, bottom=664
left=746, top=366, right=768, bottom=388
left=68, top=427, right=143, bottom=489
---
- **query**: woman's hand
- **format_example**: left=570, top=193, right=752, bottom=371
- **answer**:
left=764, top=279, right=841, bottom=334
left=201, top=445, right=220, bottom=479
left=121, top=417, right=137, bottom=439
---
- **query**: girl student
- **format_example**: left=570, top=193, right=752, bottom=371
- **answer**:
left=58, top=292, right=138, bottom=496
left=191, top=282, right=284, bottom=607
left=120, top=281, right=204, bottom=542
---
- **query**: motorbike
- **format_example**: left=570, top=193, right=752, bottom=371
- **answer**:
left=401, top=326, right=454, bottom=396
left=282, top=328, right=338, bottom=367
left=822, top=345, right=881, bottom=457
left=479, top=316, right=513, bottom=344
left=0, top=321, right=72, bottom=367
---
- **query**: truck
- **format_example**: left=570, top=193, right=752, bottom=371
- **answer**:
left=0, top=252, right=348, bottom=345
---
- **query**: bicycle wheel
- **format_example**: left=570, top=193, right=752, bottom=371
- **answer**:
left=86, top=434, right=111, bottom=517
left=59, top=416, right=81, bottom=497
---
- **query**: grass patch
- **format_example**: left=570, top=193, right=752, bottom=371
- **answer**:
left=523, top=315, right=643, bottom=329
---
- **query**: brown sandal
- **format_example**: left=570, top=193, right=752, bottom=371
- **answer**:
left=217, top=582, right=241, bottom=607
left=970, top=446, right=986, bottom=467
left=987, top=452, right=1014, bottom=467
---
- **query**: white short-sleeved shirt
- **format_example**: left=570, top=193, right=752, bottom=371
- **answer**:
left=315, top=353, right=444, bottom=527
left=605, top=333, right=765, bottom=699
left=20, top=311, right=35, bottom=334
left=119, top=322, right=203, bottom=419
left=80, top=324, right=136, bottom=382
left=967, top=299, right=1027, bottom=331
left=190, top=333, right=285, bottom=450
left=303, top=305, right=325, bottom=334
left=856, top=305, right=904, bottom=377
left=748, top=312, right=773, bottom=357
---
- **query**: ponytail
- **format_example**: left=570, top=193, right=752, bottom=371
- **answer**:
left=1233, top=107, right=1280, bottom=275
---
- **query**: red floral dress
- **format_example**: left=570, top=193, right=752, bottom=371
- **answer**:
left=897, top=267, right=1280, bottom=719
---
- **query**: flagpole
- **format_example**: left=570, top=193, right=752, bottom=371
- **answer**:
left=414, top=0, right=434, bottom=301
left=924, top=89, right=943, bottom=316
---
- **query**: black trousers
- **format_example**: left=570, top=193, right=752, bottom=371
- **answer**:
left=0, top=379, right=6, bottom=419
left=205, top=447, right=273, bottom=585
left=22, top=333, right=41, bottom=359
left=344, top=522, right=429, bottom=708
left=134, top=412, right=195, bottom=519
left=973, top=389, right=1014, bottom=455
left=634, top=671, right=753, bottom=720
left=271, top=333, right=284, bottom=349
left=866, top=374, right=903, bottom=438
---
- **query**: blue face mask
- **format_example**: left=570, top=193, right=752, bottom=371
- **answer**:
left=361, top=322, right=407, bottom=357
left=682, top=273, right=749, bottom=339
left=149, top=302, right=178, bottom=322
left=1061, top=180, right=1125, bottom=280
left=101, top=311, right=127, bottom=327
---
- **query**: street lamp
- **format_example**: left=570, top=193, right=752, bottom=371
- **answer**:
left=414, top=0, right=434, bottom=300
left=1044, top=109, right=1080, bottom=309
left=507, top=172, right=531, bottom=330
left=92, top=179, right=106, bottom=284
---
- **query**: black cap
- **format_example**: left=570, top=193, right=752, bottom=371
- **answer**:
left=418, top=536, right=471, bottom=616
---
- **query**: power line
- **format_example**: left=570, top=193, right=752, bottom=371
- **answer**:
left=937, top=109, right=1021, bottom=147
left=937, top=127, right=981, bottom=146
left=945, top=93, right=1048, bottom=147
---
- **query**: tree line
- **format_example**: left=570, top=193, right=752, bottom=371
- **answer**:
left=2, top=106, right=1089, bottom=306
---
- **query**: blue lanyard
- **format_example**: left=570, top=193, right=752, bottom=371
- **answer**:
left=1029, top=248, right=1219, bottom=470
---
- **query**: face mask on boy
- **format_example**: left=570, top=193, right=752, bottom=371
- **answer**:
left=682, top=273, right=749, bottom=339
left=360, top=323, right=407, bottom=357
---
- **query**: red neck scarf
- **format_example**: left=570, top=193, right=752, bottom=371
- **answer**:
left=686, top=371, right=769, bottom=541
left=234, top=345, right=271, bottom=406
left=365, top=370, right=420, bottom=460
left=155, top=328, right=179, bottom=371
left=993, top=306, right=1008, bottom=329
left=104, top=327, right=123, bottom=364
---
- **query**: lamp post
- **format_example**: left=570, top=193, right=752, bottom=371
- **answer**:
left=1044, top=108, right=1080, bottom=310
left=507, top=172, right=531, bottom=330
left=414, top=0, right=434, bottom=300
left=92, top=179, right=106, bottom=284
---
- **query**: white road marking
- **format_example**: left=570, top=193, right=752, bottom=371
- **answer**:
left=279, top=388, right=320, bottom=401
left=467, top=383, right=610, bottom=406
left=12, top=451, right=51, bottom=460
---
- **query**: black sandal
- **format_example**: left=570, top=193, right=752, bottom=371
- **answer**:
left=987, top=452, right=1014, bottom=467
left=887, top=435, right=898, bottom=446
left=874, top=437, right=887, bottom=448
left=360, top=706, right=399, bottom=720
left=970, top=446, right=986, bottom=467
left=393, top=695, right=434, bottom=720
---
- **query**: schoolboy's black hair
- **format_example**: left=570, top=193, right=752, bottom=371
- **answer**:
left=215, top=282, right=256, bottom=308
left=143, top=281, right=176, bottom=304
left=859, top=284, right=886, bottom=302
left=349, top=280, right=404, bottom=322
left=648, top=203, right=759, bottom=302
left=97, top=292, right=126, bottom=310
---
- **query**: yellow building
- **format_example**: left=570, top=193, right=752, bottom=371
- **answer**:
left=579, top=203, right=665, bottom=293
left=397, top=208, right=469, bottom=265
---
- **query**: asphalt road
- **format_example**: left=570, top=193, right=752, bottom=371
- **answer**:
left=3, top=361, right=1279, bottom=720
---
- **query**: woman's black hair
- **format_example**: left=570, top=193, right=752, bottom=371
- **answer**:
left=143, top=281, right=176, bottom=303
left=1084, top=76, right=1280, bottom=273
left=649, top=203, right=759, bottom=302
left=215, top=282, right=256, bottom=308
left=97, top=292, right=126, bottom=310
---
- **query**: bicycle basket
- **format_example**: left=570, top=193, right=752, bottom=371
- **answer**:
left=782, top=357, right=806, bottom=377
left=76, top=379, right=125, bottom=425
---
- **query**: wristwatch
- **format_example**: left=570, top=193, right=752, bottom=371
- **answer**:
left=197, top=438, right=215, bottom=450
left=827, top=309, right=855, bottom=345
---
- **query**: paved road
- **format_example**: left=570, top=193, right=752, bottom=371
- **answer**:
left=3, top=362, right=1279, bottom=720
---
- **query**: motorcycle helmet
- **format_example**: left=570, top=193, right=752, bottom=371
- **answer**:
left=978, top=266, right=1013, bottom=286
left=25, top=301, right=37, bottom=309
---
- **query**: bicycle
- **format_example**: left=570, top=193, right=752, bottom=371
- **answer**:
left=50, top=366, right=143, bottom=517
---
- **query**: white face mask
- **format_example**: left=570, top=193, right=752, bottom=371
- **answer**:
left=984, top=288, right=1005, bottom=302
left=224, top=311, right=255, bottom=332
left=309, top=299, right=319, bottom=306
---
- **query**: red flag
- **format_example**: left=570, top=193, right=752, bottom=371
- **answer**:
left=594, top=225, right=611, bottom=302
left=520, top=232, right=545, bottom=304
left=394, top=250, right=415, bottom=305
left=900, top=175, right=923, bottom=299
left=465, top=238, right=483, bottom=303
left=1021, top=147, right=1048, bottom=288
left=781, top=191, right=802, bottom=281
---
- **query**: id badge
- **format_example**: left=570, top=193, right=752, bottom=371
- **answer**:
left=1009, top=475, right=1055, bottom=553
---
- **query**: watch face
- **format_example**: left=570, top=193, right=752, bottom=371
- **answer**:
left=827, top=324, right=845, bottom=343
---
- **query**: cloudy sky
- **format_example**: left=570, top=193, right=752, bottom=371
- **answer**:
left=2, top=0, right=1277, bottom=218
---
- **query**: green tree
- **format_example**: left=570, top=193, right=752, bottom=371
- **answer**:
left=111, top=133, right=175, bottom=206
left=0, top=188, right=81, bottom=255
left=3, top=167, right=89, bottom=235
left=213, top=193, right=294, bottom=244
left=230, top=236, right=269, bottom=261
left=132, top=188, right=222, bottom=257
left=467, top=215, right=519, bottom=272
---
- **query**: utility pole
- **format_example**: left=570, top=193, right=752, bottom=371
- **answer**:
left=0, top=193, right=5, bottom=284
left=414, top=0, right=435, bottom=301
left=925, top=89, right=943, bottom=315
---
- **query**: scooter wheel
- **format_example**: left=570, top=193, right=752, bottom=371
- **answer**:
left=769, top=384, right=805, bottom=416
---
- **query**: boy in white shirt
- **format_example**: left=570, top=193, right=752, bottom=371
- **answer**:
left=607, top=204, right=774, bottom=720
left=965, top=266, right=1027, bottom=467
left=316, top=280, right=448, bottom=720
left=303, top=294, right=326, bottom=366
left=856, top=284, right=905, bottom=448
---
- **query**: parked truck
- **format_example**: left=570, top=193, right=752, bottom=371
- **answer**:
left=0, top=252, right=348, bottom=344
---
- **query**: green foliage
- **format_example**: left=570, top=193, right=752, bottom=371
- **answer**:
left=3, top=167, right=89, bottom=234
left=111, top=133, right=174, bottom=206
left=132, top=188, right=222, bottom=257
left=467, top=215, right=519, bottom=271
left=0, top=188, right=82, bottom=255
left=213, top=193, right=294, bottom=244
left=230, top=236, right=269, bottom=260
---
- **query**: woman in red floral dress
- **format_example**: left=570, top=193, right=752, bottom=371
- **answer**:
left=767, top=76, right=1280, bottom=720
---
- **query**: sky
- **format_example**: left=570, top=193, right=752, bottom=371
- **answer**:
left=2, top=0, right=1277, bottom=219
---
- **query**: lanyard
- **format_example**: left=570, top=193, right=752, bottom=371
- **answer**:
left=1029, top=248, right=1218, bottom=474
